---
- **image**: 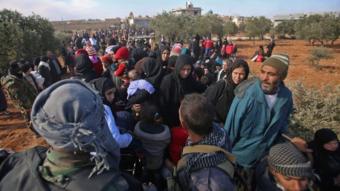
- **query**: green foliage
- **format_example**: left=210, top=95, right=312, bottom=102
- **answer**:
left=238, top=22, right=246, bottom=33
left=308, top=47, right=333, bottom=67
left=289, top=82, right=340, bottom=140
left=0, top=20, right=23, bottom=76
left=224, top=21, right=238, bottom=35
left=150, top=12, right=224, bottom=43
left=150, top=12, right=187, bottom=42
left=195, top=14, right=224, bottom=37
left=245, top=16, right=272, bottom=40
left=275, top=20, right=296, bottom=38
left=295, top=14, right=340, bottom=45
left=0, top=9, right=59, bottom=76
left=55, top=31, right=72, bottom=46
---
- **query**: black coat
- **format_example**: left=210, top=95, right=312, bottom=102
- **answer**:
left=126, top=58, right=163, bottom=108
left=75, top=54, right=97, bottom=82
left=0, top=86, right=7, bottom=112
left=48, top=58, right=62, bottom=83
left=204, top=79, right=235, bottom=124
left=0, top=147, right=141, bottom=191
left=159, top=55, right=205, bottom=127
left=309, top=141, right=340, bottom=191
left=38, top=62, right=53, bottom=88
left=204, top=59, right=250, bottom=124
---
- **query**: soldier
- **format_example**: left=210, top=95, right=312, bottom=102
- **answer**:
left=0, top=60, right=37, bottom=121
left=0, top=79, right=142, bottom=191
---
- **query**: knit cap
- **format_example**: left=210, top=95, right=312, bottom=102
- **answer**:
left=100, top=55, right=112, bottom=64
left=170, top=43, right=182, bottom=56
left=262, top=54, right=289, bottom=79
left=114, top=47, right=129, bottom=60
left=268, top=142, right=312, bottom=178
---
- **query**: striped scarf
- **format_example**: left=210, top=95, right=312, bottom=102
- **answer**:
left=183, top=123, right=230, bottom=174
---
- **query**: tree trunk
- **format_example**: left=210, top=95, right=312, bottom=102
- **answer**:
left=320, top=40, right=324, bottom=47
left=331, top=39, right=336, bottom=46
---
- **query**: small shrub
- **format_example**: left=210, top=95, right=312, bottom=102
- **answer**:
left=288, top=82, right=340, bottom=141
left=308, top=47, right=333, bottom=68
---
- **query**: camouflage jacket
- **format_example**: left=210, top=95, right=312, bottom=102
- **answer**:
left=0, top=74, right=37, bottom=111
left=0, top=147, right=133, bottom=191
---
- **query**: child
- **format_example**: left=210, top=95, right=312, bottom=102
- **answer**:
left=90, top=77, right=133, bottom=148
left=251, top=45, right=265, bottom=62
left=127, top=69, right=155, bottom=100
left=134, top=103, right=171, bottom=190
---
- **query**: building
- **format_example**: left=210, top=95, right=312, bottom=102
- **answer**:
left=171, top=1, right=201, bottom=16
left=273, top=12, right=340, bottom=27
left=51, top=18, right=122, bottom=31
left=128, top=12, right=151, bottom=28
left=272, top=13, right=305, bottom=27
left=232, top=16, right=247, bottom=27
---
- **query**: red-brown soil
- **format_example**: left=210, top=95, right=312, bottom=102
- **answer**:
left=0, top=102, right=47, bottom=152
left=0, top=39, right=339, bottom=151
left=237, top=39, right=340, bottom=88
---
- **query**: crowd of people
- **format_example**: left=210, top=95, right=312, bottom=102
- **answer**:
left=0, top=29, right=339, bottom=191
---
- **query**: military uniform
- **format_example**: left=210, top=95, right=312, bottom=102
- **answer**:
left=0, top=79, right=142, bottom=191
left=0, top=147, right=138, bottom=191
left=1, top=74, right=37, bottom=120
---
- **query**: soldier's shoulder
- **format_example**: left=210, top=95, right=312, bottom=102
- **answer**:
left=1, top=75, right=20, bottom=88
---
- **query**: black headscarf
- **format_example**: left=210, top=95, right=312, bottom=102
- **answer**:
left=75, top=54, right=97, bottom=82
left=310, top=128, right=340, bottom=190
left=158, top=54, right=177, bottom=77
left=314, top=128, right=338, bottom=153
left=157, top=46, right=170, bottom=67
left=160, top=54, right=206, bottom=127
left=225, top=59, right=250, bottom=87
left=142, top=57, right=163, bottom=88
left=75, top=54, right=92, bottom=73
left=131, top=47, right=147, bottom=64
left=8, top=61, right=23, bottom=79
left=89, top=77, right=115, bottom=107
left=203, top=59, right=249, bottom=123
left=173, top=55, right=196, bottom=96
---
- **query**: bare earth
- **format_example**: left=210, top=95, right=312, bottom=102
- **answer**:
left=0, top=39, right=339, bottom=151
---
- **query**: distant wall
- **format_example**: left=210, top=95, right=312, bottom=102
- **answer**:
left=51, top=20, right=122, bottom=31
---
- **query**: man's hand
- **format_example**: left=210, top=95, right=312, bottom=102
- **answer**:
left=291, top=137, right=313, bottom=153
left=132, top=104, right=141, bottom=113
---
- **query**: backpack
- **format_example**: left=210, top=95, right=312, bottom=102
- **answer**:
left=226, top=44, right=235, bottom=55
left=256, top=54, right=264, bottom=62
left=166, top=144, right=235, bottom=191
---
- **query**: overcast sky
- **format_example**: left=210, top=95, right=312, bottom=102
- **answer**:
left=1, top=0, right=339, bottom=21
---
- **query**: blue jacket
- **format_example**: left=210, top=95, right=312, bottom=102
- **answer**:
left=224, top=78, right=293, bottom=168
